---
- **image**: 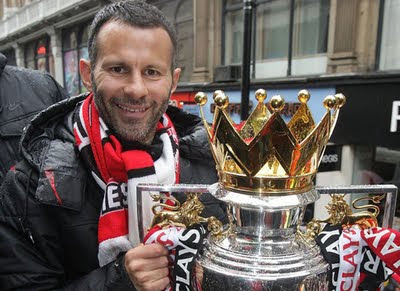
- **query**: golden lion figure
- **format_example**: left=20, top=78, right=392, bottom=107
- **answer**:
left=149, top=192, right=223, bottom=236
left=320, top=194, right=384, bottom=229
left=300, top=193, right=385, bottom=243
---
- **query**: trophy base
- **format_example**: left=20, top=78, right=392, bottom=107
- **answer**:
left=196, top=231, right=329, bottom=291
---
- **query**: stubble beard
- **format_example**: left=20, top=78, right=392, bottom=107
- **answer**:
left=92, top=82, right=170, bottom=144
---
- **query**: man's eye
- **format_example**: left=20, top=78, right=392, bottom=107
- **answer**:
left=145, top=69, right=160, bottom=77
left=111, top=67, right=125, bottom=73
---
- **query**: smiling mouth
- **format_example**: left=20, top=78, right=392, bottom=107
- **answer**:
left=116, top=103, right=148, bottom=113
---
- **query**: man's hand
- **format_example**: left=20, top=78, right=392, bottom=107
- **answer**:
left=124, top=243, right=170, bottom=291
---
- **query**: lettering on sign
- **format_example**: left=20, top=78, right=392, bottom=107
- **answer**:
left=321, top=154, right=339, bottom=163
left=319, top=145, right=342, bottom=172
left=209, top=102, right=301, bottom=117
left=281, top=102, right=301, bottom=117
left=390, top=101, right=400, bottom=132
left=210, top=102, right=253, bottom=115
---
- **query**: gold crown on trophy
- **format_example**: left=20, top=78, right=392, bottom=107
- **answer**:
left=194, top=89, right=346, bottom=194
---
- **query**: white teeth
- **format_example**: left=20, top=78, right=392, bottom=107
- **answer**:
left=117, top=104, right=146, bottom=112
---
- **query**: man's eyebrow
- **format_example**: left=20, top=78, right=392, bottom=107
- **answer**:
left=145, top=62, right=169, bottom=70
left=102, top=60, right=126, bottom=66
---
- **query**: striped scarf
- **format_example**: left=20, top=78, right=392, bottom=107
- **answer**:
left=73, top=93, right=179, bottom=266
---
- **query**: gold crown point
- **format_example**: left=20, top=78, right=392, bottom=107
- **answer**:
left=255, top=89, right=267, bottom=103
left=194, top=92, right=208, bottom=106
left=323, top=95, right=336, bottom=110
left=298, top=90, right=310, bottom=103
left=270, top=95, right=285, bottom=112
left=213, top=90, right=225, bottom=101
left=214, top=92, right=229, bottom=108
left=334, top=93, right=346, bottom=108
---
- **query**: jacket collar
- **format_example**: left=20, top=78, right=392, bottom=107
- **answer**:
left=0, top=53, right=6, bottom=76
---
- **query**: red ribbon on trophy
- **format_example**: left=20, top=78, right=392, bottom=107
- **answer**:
left=318, top=224, right=399, bottom=291
left=361, top=227, right=400, bottom=276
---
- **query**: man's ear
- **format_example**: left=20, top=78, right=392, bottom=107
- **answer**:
left=170, top=68, right=181, bottom=94
left=79, top=59, right=93, bottom=92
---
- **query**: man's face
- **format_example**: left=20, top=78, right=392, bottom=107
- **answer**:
left=88, top=21, right=180, bottom=144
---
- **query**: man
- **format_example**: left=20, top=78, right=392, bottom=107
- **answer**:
left=0, top=1, right=225, bottom=290
left=0, top=52, right=68, bottom=185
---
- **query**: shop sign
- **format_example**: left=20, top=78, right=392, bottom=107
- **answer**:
left=332, top=83, right=400, bottom=148
left=210, top=102, right=253, bottom=115
left=319, top=145, right=342, bottom=172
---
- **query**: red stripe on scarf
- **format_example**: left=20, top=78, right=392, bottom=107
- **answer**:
left=104, top=136, right=126, bottom=181
left=82, top=93, right=110, bottom=182
left=122, top=150, right=154, bottom=171
left=98, top=209, right=129, bottom=243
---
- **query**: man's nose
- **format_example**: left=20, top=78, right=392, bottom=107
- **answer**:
left=124, top=71, right=148, bottom=98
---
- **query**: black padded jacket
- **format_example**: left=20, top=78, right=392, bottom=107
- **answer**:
left=0, top=52, right=69, bottom=185
left=0, top=94, right=225, bottom=290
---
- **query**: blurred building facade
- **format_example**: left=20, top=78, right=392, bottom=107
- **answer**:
left=1, top=0, right=400, bottom=217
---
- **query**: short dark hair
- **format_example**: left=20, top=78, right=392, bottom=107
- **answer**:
left=88, top=0, right=177, bottom=71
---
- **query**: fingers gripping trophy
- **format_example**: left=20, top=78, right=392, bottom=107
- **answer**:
left=191, top=89, right=346, bottom=290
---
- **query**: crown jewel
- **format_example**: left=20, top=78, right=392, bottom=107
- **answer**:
left=195, top=89, right=346, bottom=194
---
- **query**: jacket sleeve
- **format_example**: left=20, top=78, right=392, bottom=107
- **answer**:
left=0, top=161, right=134, bottom=290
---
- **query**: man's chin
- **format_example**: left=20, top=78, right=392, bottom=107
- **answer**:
left=109, top=111, right=162, bottom=143
left=116, top=127, right=155, bottom=144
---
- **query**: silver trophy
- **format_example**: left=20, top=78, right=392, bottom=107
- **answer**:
left=136, top=89, right=397, bottom=290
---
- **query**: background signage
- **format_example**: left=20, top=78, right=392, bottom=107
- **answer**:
left=319, top=145, right=342, bottom=172
left=332, top=83, right=400, bottom=148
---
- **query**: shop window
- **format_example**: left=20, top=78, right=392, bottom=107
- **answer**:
left=379, top=0, right=400, bottom=71
left=223, top=0, right=330, bottom=77
left=24, top=37, right=51, bottom=72
left=224, top=8, right=243, bottom=64
left=62, top=24, right=90, bottom=96
left=293, top=0, right=329, bottom=57
left=24, top=42, right=35, bottom=70
left=35, top=38, right=49, bottom=72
